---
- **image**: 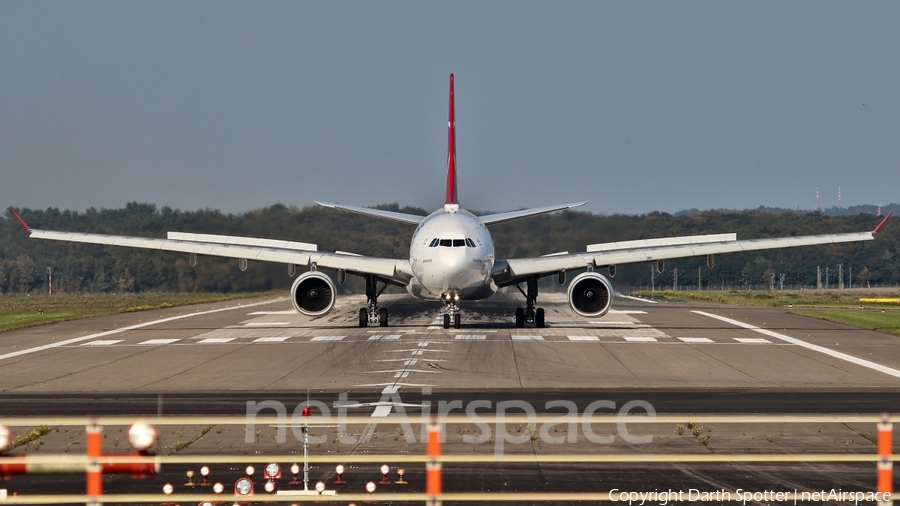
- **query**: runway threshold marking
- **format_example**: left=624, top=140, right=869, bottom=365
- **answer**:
left=693, top=310, right=900, bottom=379
left=734, top=337, right=771, bottom=344
left=0, top=298, right=288, bottom=363
left=138, top=339, right=181, bottom=345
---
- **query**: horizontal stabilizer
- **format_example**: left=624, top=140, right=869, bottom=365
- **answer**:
left=479, top=202, right=586, bottom=225
left=315, top=202, right=424, bottom=225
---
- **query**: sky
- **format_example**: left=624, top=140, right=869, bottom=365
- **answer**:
left=2, top=2, right=898, bottom=216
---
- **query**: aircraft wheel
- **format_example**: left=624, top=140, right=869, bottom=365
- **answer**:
left=358, top=308, right=368, bottom=328
left=454, top=314, right=461, bottom=329
left=535, top=308, right=545, bottom=328
left=379, top=307, right=389, bottom=327
left=443, top=314, right=451, bottom=329
left=515, top=307, right=525, bottom=328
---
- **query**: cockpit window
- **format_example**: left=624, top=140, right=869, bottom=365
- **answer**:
left=465, top=238, right=476, bottom=248
left=429, top=238, right=439, bottom=247
left=437, top=238, right=467, bottom=247
left=439, top=239, right=452, bottom=247
left=452, top=239, right=465, bottom=247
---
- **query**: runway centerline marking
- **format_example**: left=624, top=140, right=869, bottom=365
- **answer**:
left=247, top=310, right=295, bottom=315
left=568, top=336, right=601, bottom=342
left=198, top=337, right=235, bottom=344
left=244, top=322, right=290, bottom=326
left=693, top=310, right=900, bottom=379
left=310, top=336, right=346, bottom=342
left=0, top=298, right=287, bottom=363
left=622, top=336, right=658, bottom=342
left=81, top=340, right=123, bottom=346
left=253, top=337, right=291, bottom=343
left=512, top=335, right=544, bottom=341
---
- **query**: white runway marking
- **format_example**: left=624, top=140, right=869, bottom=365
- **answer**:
left=138, top=339, right=181, bottom=345
left=198, top=337, right=235, bottom=344
left=247, top=310, right=295, bottom=315
left=568, top=336, right=601, bottom=342
left=368, top=335, right=401, bottom=341
left=733, top=338, right=771, bottom=344
left=616, top=294, right=658, bottom=304
left=693, top=310, right=900, bottom=379
left=0, top=298, right=287, bottom=362
left=81, top=340, right=123, bottom=346
left=311, top=336, right=346, bottom=342
left=622, top=336, right=658, bottom=342
left=590, top=321, right=635, bottom=325
left=609, top=310, right=648, bottom=314
left=244, top=322, right=290, bottom=326
left=454, top=335, right=486, bottom=340
left=678, top=337, right=714, bottom=343
left=512, top=335, right=545, bottom=341
left=450, top=329, right=497, bottom=333
left=253, top=337, right=291, bottom=343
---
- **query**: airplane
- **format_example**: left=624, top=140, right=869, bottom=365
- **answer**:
left=8, top=74, right=893, bottom=330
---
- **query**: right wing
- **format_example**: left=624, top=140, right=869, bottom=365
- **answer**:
left=493, top=214, right=892, bottom=286
left=11, top=210, right=413, bottom=284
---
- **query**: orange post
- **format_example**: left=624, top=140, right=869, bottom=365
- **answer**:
left=86, top=421, right=102, bottom=498
left=877, top=414, right=893, bottom=506
left=426, top=416, right=442, bottom=506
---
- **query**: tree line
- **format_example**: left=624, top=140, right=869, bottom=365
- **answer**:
left=1, top=202, right=897, bottom=295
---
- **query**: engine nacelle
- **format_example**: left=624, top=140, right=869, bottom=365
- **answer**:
left=567, top=271, right=614, bottom=317
left=291, top=271, right=336, bottom=317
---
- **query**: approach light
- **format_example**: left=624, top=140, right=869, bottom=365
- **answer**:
left=380, top=464, right=390, bottom=484
left=235, top=477, right=253, bottom=496
left=264, top=462, right=281, bottom=479
left=366, top=481, right=376, bottom=493
left=454, top=294, right=460, bottom=301
left=127, top=421, right=157, bottom=451
left=316, top=481, right=326, bottom=493
left=213, top=482, right=224, bottom=494
left=0, top=425, right=9, bottom=450
left=245, top=465, right=255, bottom=477
left=162, top=483, right=173, bottom=495
left=336, top=464, right=345, bottom=475
left=264, top=480, right=275, bottom=493
left=291, top=463, right=300, bottom=475
left=201, top=466, right=210, bottom=477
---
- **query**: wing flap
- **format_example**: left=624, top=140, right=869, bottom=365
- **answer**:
left=496, top=230, right=876, bottom=282
left=167, top=231, right=316, bottom=251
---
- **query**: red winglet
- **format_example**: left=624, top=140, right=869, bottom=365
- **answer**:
left=445, top=73, right=458, bottom=205
left=873, top=211, right=892, bottom=235
left=8, top=208, right=32, bottom=232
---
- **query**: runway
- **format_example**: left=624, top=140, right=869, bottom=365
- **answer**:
left=1, top=292, right=898, bottom=501
left=1, top=292, right=900, bottom=393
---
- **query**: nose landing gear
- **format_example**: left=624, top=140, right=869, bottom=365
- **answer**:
left=442, top=306, right=461, bottom=329
left=514, top=275, right=545, bottom=328
left=359, top=275, right=389, bottom=327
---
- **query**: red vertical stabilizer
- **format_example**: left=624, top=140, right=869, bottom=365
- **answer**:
left=445, top=74, right=458, bottom=205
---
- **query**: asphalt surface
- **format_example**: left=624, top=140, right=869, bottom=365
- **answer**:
left=1, top=292, right=899, bottom=503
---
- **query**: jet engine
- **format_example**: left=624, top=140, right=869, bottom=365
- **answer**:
left=567, top=271, right=614, bottom=317
left=291, top=271, right=336, bottom=317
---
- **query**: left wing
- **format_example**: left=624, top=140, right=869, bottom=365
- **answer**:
left=492, top=214, right=892, bottom=286
left=9, top=209, right=413, bottom=284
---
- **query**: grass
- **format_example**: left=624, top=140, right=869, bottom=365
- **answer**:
left=632, top=289, right=900, bottom=308
left=0, top=291, right=279, bottom=333
left=794, top=309, right=900, bottom=337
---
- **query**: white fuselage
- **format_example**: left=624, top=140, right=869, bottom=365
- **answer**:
left=407, top=204, right=496, bottom=302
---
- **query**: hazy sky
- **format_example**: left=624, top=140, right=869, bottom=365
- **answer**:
left=2, top=2, right=898, bottom=216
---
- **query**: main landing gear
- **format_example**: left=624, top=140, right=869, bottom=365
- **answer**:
left=514, top=275, right=545, bottom=328
left=358, top=275, right=389, bottom=328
